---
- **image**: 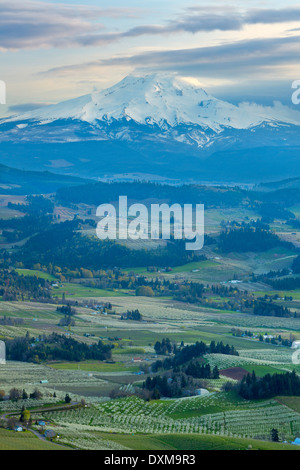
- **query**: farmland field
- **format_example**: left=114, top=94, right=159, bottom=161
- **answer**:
left=0, top=428, right=67, bottom=450
left=92, top=432, right=299, bottom=451
left=38, top=393, right=300, bottom=443
left=1, top=186, right=300, bottom=451
left=1, top=290, right=300, bottom=451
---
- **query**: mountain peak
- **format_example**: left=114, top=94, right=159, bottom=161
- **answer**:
left=2, top=72, right=300, bottom=135
left=107, top=72, right=209, bottom=96
left=1, top=72, right=259, bottom=131
left=88, top=71, right=218, bottom=129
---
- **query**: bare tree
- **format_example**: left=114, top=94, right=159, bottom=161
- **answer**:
left=6, top=417, right=17, bottom=430
left=9, top=388, right=22, bottom=401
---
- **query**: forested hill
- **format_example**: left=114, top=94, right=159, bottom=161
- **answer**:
left=0, top=164, right=91, bottom=195
left=56, top=180, right=300, bottom=212
left=57, top=181, right=246, bottom=208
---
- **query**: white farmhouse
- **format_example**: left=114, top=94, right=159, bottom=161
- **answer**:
left=195, top=388, right=210, bottom=396
left=292, top=341, right=300, bottom=349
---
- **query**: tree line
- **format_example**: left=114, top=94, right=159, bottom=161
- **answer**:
left=238, top=370, right=300, bottom=400
left=5, top=332, right=112, bottom=363
left=152, top=340, right=239, bottom=372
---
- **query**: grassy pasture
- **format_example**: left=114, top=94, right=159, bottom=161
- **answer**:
left=0, top=428, right=67, bottom=450
left=16, top=269, right=57, bottom=281
left=234, top=364, right=288, bottom=377
left=276, top=396, right=300, bottom=413
left=255, top=290, right=300, bottom=301
left=96, top=432, right=300, bottom=451
left=52, top=283, right=127, bottom=299
left=49, top=361, right=139, bottom=373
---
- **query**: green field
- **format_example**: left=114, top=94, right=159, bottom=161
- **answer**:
left=2, top=172, right=300, bottom=451
left=16, top=269, right=57, bottom=281
left=0, top=428, right=67, bottom=450
left=127, top=246, right=297, bottom=283
left=255, top=289, right=300, bottom=301
left=276, top=396, right=300, bottom=413
left=113, top=347, right=146, bottom=355
left=52, top=283, right=129, bottom=298
left=242, top=365, right=288, bottom=377
left=14, top=269, right=133, bottom=298
left=49, top=361, right=140, bottom=373
left=96, top=432, right=300, bottom=451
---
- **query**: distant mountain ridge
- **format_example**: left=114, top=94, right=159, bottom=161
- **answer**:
left=257, top=176, right=300, bottom=191
left=0, top=164, right=90, bottom=194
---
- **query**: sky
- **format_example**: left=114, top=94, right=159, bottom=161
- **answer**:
left=1, top=0, right=300, bottom=116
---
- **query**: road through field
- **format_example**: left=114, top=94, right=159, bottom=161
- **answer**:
left=0, top=402, right=81, bottom=450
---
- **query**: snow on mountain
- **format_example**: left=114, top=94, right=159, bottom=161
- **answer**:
left=1, top=73, right=300, bottom=183
left=3, top=73, right=300, bottom=135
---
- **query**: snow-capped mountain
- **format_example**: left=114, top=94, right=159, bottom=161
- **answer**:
left=0, top=73, right=282, bottom=130
left=1, top=73, right=300, bottom=183
left=2, top=73, right=300, bottom=141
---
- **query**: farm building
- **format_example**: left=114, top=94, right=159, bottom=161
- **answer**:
left=292, top=438, right=300, bottom=446
left=195, top=388, right=210, bottom=396
left=14, top=426, right=23, bottom=432
left=132, top=357, right=142, bottom=363
left=292, top=341, right=300, bottom=349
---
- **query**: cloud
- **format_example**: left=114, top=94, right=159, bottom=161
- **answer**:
left=118, top=6, right=300, bottom=40
left=8, top=103, right=49, bottom=113
left=237, top=101, right=300, bottom=125
left=0, top=0, right=141, bottom=50
left=2, top=3, right=300, bottom=50
left=71, top=6, right=300, bottom=45
left=109, top=35, right=300, bottom=76
left=42, top=35, right=300, bottom=80
left=246, top=7, right=300, bottom=24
